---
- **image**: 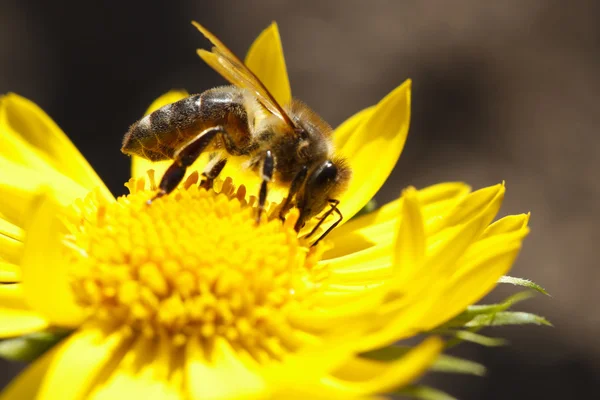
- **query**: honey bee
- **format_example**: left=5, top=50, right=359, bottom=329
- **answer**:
left=121, top=22, right=351, bottom=245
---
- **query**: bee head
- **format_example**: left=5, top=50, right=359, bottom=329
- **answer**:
left=294, top=158, right=351, bottom=232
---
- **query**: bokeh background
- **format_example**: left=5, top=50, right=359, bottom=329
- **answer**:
left=1, top=0, right=599, bottom=398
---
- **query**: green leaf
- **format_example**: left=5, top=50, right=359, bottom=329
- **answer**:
left=363, top=345, right=486, bottom=376
left=398, top=385, right=457, bottom=400
left=440, top=291, right=535, bottom=329
left=439, top=329, right=507, bottom=347
left=432, top=354, right=486, bottom=376
left=467, top=291, right=535, bottom=314
left=499, top=275, right=549, bottom=296
left=0, top=330, right=70, bottom=362
left=465, top=311, right=552, bottom=328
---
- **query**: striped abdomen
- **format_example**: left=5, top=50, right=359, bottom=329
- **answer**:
left=121, top=86, right=251, bottom=161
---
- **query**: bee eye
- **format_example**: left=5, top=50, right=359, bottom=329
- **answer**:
left=310, top=161, right=338, bottom=187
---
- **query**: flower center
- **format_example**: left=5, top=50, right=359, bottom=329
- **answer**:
left=66, top=174, right=326, bottom=360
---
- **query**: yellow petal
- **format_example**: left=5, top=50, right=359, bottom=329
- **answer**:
left=0, top=340, right=58, bottom=400
left=374, top=184, right=507, bottom=338
left=326, top=246, right=392, bottom=286
left=420, top=184, right=505, bottom=284
left=130, top=90, right=190, bottom=180
left=186, top=337, right=268, bottom=399
left=326, top=337, right=442, bottom=395
left=88, top=336, right=182, bottom=400
left=0, top=283, right=48, bottom=337
left=422, top=228, right=529, bottom=329
left=335, top=80, right=411, bottom=222
left=0, top=261, right=20, bottom=283
left=392, top=187, right=425, bottom=284
left=357, top=291, right=436, bottom=350
left=0, top=309, right=48, bottom=337
left=325, top=182, right=471, bottom=259
left=263, top=331, right=373, bottom=397
left=0, top=217, right=23, bottom=242
left=0, top=283, right=27, bottom=309
left=21, top=191, right=85, bottom=327
left=333, top=106, right=375, bottom=151
left=245, top=22, right=292, bottom=106
left=429, top=183, right=504, bottom=234
left=36, top=327, right=131, bottom=400
left=0, top=158, right=89, bottom=228
left=481, top=212, right=530, bottom=239
left=0, top=231, right=21, bottom=264
left=0, top=93, right=111, bottom=200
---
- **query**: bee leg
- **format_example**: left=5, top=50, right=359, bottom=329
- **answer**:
left=279, top=166, right=308, bottom=222
left=149, top=126, right=223, bottom=203
left=305, top=199, right=339, bottom=238
left=256, top=150, right=274, bottom=224
left=307, top=200, right=343, bottom=247
left=200, top=157, right=227, bottom=190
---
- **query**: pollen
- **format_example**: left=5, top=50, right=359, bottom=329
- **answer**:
left=66, top=173, right=326, bottom=361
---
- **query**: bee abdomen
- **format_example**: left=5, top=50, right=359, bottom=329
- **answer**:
left=122, top=87, right=251, bottom=161
left=120, top=95, right=199, bottom=161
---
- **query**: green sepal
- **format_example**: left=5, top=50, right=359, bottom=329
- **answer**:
left=0, top=329, right=71, bottom=362
left=440, top=291, right=535, bottom=329
left=465, top=311, right=552, bottom=328
left=436, top=329, right=507, bottom=347
left=397, top=385, right=457, bottom=400
left=362, top=345, right=486, bottom=376
left=499, top=275, right=549, bottom=296
left=432, top=354, right=486, bottom=376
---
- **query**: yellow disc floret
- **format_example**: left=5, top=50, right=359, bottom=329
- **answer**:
left=66, top=175, right=324, bottom=361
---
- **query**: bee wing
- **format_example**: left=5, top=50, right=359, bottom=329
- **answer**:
left=193, top=21, right=296, bottom=130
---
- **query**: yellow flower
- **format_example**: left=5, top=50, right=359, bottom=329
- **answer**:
left=0, top=22, right=529, bottom=399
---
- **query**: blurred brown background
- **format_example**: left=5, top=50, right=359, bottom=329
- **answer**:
left=1, top=0, right=599, bottom=398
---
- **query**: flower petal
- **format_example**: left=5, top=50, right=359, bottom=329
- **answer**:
left=0, top=94, right=111, bottom=200
left=325, top=182, right=471, bottom=259
left=36, top=327, right=131, bottom=400
left=186, top=337, right=268, bottom=399
left=0, top=217, right=22, bottom=242
left=0, top=340, right=57, bottom=400
left=362, top=184, right=507, bottom=343
left=87, top=336, right=182, bottom=400
left=335, top=80, right=411, bottom=222
left=428, top=183, right=505, bottom=235
left=0, top=277, right=49, bottom=338
left=21, top=191, right=85, bottom=327
left=481, top=213, right=530, bottom=239
left=392, top=187, right=425, bottom=284
left=0, top=309, right=48, bottom=338
left=0, top=232, right=21, bottom=264
left=244, top=22, right=292, bottom=107
left=0, top=261, right=20, bottom=283
left=333, top=106, right=375, bottom=151
left=423, top=183, right=505, bottom=279
left=422, top=227, right=529, bottom=329
left=130, top=90, right=190, bottom=180
left=0, top=158, right=88, bottom=228
left=326, top=337, right=442, bottom=395
left=326, top=245, right=392, bottom=286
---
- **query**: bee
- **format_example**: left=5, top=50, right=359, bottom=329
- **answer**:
left=121, top=22, right=351, bottom=245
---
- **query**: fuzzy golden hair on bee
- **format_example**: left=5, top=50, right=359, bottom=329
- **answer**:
left=286, top=99, right=334, bottom=138
left=121, top=22, right=353, bottom=245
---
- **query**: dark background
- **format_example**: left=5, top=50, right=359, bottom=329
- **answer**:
left=1, top=0, right=599, bottom=398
